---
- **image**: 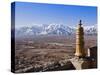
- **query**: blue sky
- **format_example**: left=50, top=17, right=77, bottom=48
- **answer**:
left=14, top=2, right=97, bottom=28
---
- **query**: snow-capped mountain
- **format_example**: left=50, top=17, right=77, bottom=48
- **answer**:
left=40, top=24, right=75, bottom=35
left=15, top=24, right=97, bottom=37
left=15, top=26, right=43, bottom=36
left=84, top=26, right=97, bottom=35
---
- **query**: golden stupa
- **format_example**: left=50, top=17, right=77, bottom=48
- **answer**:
left=75, top=20, right=85, bottom=57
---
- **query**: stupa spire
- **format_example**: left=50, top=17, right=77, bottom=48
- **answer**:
left=75, top=20, right=85, bottom=57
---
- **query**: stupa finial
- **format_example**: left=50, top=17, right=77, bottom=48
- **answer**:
left=79, top=20, right=82, bottom=26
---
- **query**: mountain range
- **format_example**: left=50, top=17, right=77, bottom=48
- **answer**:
left=15, top=24, right=97, bottom=37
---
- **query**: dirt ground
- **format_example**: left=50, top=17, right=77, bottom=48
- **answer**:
left=14, top=35, right=97, bottom=72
